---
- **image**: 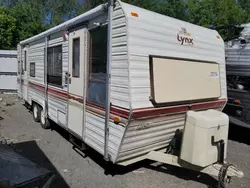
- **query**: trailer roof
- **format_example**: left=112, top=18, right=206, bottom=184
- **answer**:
left=20, top=4, right=105, bottom=45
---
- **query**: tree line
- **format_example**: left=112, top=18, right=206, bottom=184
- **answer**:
left=1, top=0, right=250, bottom=50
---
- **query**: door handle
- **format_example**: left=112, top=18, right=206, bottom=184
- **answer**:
left=65, top=72, right=71, bottom=84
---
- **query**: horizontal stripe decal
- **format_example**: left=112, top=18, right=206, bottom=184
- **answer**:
left=86, top=102, right=130, bottom=119
left=132, top=99, right=226, bottom=119
left=68, top=95, right=83, bottom=103
left=29, top=82, right=68, bottom=100
left=26, top=81, right=226, bottom=119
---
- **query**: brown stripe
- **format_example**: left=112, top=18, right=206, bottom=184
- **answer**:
left=29, top=82, right=68, bottom=99
left=86, top=102, right=130, bottom=119
left=132, top=99, right=226, bottom=119
left=27, top=82, right=226, bottom=119
left=68, top=95, right=83, bottom=103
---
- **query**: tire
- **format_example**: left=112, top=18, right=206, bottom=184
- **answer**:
left=40, top=109, right=51, bottom=129
left=33, top=103, right=41, bottom=122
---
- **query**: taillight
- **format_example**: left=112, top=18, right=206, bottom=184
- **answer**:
left=234, top=100, right=241, bottom=105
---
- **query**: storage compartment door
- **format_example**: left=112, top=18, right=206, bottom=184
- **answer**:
left=150, top=57, right=221, bottom=104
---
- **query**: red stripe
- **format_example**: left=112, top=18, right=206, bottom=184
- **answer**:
left=111, top=106, right=130, bottom=119
left=132, top=99, right=226, bottom=119
left=86, top=102, right=130, bottom=119
left=29, top=82, right=84, bottom=102
left=48, top=88, right=68, bottom=98
left=29, top=82, right=68, bottom=99
left=68, top=95, right=83, bottom=103
left=27, top=82, right=226, bottom=119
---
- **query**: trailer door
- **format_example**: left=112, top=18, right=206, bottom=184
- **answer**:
left=68, top=28, right=87, bottom=138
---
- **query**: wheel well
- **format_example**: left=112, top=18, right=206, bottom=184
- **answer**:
left=32, top=101, right=42, bottom=110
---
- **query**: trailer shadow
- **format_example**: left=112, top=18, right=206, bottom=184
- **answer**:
left=12, top=140, right=69, bottom=188
left=50, top=122, right=218, bottom=188
left=228, top=123, right=250, bottom=145
left=143, top=163, right=218, bottom=188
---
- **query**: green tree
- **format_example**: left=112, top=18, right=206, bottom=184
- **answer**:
left=43, top=0, right=85, bottom=26
left=152, top=0, right=187, bottom=20
left=0, top=7, right=17, bottom=49
left=238, top=0, right=250, bottom=22
left=186, top=0, right=246, bottom=39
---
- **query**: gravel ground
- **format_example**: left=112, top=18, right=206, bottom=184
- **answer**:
left=0, top=94, right=249, bottom=188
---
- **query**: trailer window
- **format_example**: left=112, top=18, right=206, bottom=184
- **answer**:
left=87, top=26, right=108, bottom=106
left=30, top=62, right=35, bottom=77
left=72, top=38, right=80, bottom=78
left=47, top=45, right=62, bottom=87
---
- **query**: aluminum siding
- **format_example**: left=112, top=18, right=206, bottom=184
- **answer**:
left=116, top=113, right=185, bottom=162
left=26, top=31, right=69, bottom=126
left=110, top=1, right=130, bottom=109
left=84, top=112, right=125, bottom=162
left=26, top=38, right=46, bottom=108
left=121, top=2, right=226, bottom=109
left=28, top=38, right=45, bottom=84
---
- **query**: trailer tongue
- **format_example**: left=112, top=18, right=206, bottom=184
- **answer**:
left=119, top=110, right=244, bottom=188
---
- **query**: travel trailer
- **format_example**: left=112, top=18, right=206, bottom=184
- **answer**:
left=17, top=0, right=243, bottom=185
left=224, top=23, right=250, bottom=128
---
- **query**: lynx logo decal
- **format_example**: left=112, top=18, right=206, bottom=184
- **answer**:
left=177, top=27, right=194, bottom=45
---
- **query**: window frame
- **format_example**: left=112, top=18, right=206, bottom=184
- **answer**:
left=47, top=45, right=63, bottom=87
left=30, top=62, right=35, bottom=77
left=72, top=37, right=80, bottom=78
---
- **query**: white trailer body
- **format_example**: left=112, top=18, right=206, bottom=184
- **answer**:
left=17, top=1, right=227, bottom=164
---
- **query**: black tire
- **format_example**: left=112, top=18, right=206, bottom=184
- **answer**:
left=40, top=109, right=51, bottom=129
left=32, top=103, right=41, bottom=122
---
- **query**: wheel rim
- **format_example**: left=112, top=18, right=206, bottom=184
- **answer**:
left=33, top=105, right=38, bottom=119
left=41, top=110, right=46, bottom=125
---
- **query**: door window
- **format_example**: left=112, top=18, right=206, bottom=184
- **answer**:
left=72, top=38, right=80, bottom=78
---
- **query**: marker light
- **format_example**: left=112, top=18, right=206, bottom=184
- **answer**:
left=113, top=116, right=121, bottom=124
left=131, top=12, right=139, bottom=17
